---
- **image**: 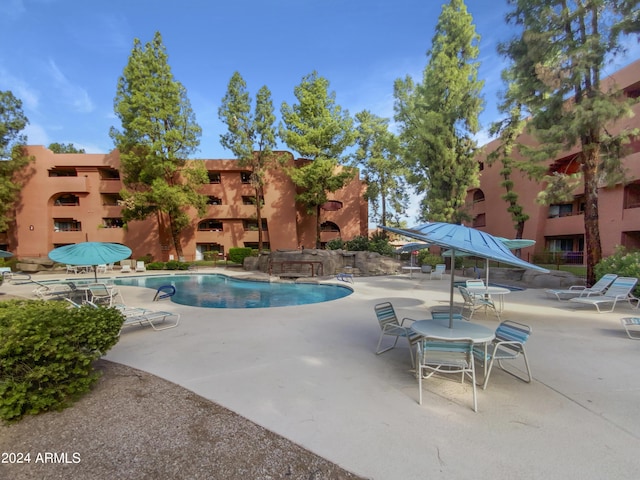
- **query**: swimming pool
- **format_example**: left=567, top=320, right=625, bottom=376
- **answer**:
left=113, top=274, right=353, bottom=308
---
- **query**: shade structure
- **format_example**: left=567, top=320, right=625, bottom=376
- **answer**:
left=0, top=249, right=13, bottom=258
left=48, top=242, right=132, bottom=280
left=380, top=223, right=548, bottom=327
left=394, top=242, right=431, bottom=254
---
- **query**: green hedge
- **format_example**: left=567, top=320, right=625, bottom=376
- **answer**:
left=228, top=247, right=253, bottom=264
left=0, top=300, right=124, bottom=422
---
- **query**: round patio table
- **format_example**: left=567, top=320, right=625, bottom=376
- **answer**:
left=411, top=318, right=495, bottom=343
left=465, top=286, right=511, bottom=312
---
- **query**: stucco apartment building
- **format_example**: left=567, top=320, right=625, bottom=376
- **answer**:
left=3, top=148, right=368, bottom=262
left=466, top=59, right=640, bottom=265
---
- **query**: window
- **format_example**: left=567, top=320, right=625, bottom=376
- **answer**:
left=472, top=190, right=485, bottom=203
left=207, top=171, right=221, bottom=184
left=242, top=196, right=264, bottom=205
left=101, top=193, right=122, bottom=206
left=198, top=219, right=223, bottom=231
left=53, top=219, right=81, bottom=232
left=102, top=218, right=124, bottom=228
left=240, top=172, right=252, bottom=184
left=548, top=203, right=573, bottom=218
left=472, top=213, right=486, bottom=227
left=98, top=168, right=120, bottom=180
left=207, top=196, right=222, bottom=205
left=53, top=194, right=80, bottom=206
left=48, top=168, right=77, bottom=177
left=320, top=221, right=340, bottom=232
left=243, top=219, right=268, bottom=231
left=624, top=183, right=640, bottom=209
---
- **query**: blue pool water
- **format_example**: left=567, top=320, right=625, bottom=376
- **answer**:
left=113, top=274, right=353, bottom=308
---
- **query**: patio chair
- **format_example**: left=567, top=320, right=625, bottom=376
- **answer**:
left=66, top=264, right=78, bottom=274
left=458, top=286, right=500, bottom=320
left=135, top=261, right=146, bottom=272
left=88, top=283, right=121, bottom=307
left=120, top=260, right=132, bottom=273
left=568, top=277, right=639, bottom=313
left=374, top=302, right=421, bottom=367
left=121, top=309, right=181, bottom=331
left=430, top=264, right=446, bottom=280
left=416, top=336, right=477, bottom=412
left=465, top=279, right=485, bottom=289
left=96, top=264, right=107, bottom=274
left=473, top=320, right=532, bottom=390
left=544, top=273, right=618, bottom=301
left=620, top=317, right=640, bottom=340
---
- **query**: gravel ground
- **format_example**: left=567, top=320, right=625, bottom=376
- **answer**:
left=0, top=360, right=366, bottom=480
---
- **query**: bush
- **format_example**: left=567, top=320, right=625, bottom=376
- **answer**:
left=146, top=261, right=165, bottom=270
left=228, top=247, right=252, bottom=264
left=595, top=246, right=640, bottom=294
left=417, top=250, right=443, bottom=267
left=325, top=238, right=345, bottom=250
left=137, top=254, right=153, bottom=264
left=203, top=251, right=219, bottom=261
left=345, top=236, right=370, bottom=251
left=0, top=300, right=124, bottom=422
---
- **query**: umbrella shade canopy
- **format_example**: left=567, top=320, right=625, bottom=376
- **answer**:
left=0, top=249, right=13, bottom=258
left=49, top=242, right=131, bottom=266
left=394, top=242, right=431, bottom=254
left=382, top=223, right=546, bottom=273
left=441, top=238, right=536, bottom=257
left=380, top=223, right=548, bottom=328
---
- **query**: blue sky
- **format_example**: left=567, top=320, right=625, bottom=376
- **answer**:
left=1, top=0, right=638, bottom=222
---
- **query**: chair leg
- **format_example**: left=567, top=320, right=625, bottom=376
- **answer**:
left=376, top=333, right=400, bottom=355
left=470, top=358, right=477, bottom=412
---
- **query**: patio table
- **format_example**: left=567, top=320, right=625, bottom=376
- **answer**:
left=466, top=286, right=511, bottom=312
left=401, top=266, right=422, bottom=278
left=411, top=317, right=496, bottom=386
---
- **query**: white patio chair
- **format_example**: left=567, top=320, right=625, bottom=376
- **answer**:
left=88, top=283, right=121, bottom=307
left=430, top=264, right=446, bottom=280
left=621, top=317, right=640, bottom=339
left=416, top=336, right=477, bottom=412
left=473, top=320, right=532, bottom=390
left=135, top=261, right=146, bottom=272
left=458, top=286, right=500, bottom=320
left=66, top=265, right=78, bottom=274
left=374, top=302, right=421, bottom=367
left=545, top=273, right=618, bottom=300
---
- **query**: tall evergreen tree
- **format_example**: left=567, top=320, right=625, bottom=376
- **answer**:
left=110, top=31, right=208, bottom=259
left=394, top=0, right=484, bottom=223
left=353, top=110, right=409, bottom=231
left=499, top=0, right=639, bottom=284
left=0, top=91, right=32, bottom=232
left=218, top=72, right=278, bottom=252
left=280, top=71, right=357, bottom=248
left=48, top=143, right=85, bottom=154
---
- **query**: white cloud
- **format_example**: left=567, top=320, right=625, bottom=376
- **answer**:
left=0, top=68, right=39, bottom=111
left=24, top=122, right=49, bottom=146
left=47, top=59, right=95, bottom=113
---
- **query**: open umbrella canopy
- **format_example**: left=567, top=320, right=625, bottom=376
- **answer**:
left=380, top=223, right=548, bottom=327
left=49, top=242, right=131, bottom=278
left=0, top=249, right=13, bottom=258
left=394, top=242, right=431, bottom=254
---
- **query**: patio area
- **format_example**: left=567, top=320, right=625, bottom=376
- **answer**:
left=3, top=268, right=640, bottom=478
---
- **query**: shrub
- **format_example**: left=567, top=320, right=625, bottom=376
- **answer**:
left=137, top=254, right=153, bottom=264
left=146, top=261, right=165, bottom=270
left=368, top=237, right=394, bottom=256
left=325, top=238, right=344, bottom=250
left=228, top=247, right=252, bottom=264
left=595, top=246, right=640, bottom=294
left=0, top=300, right=124, bottom=422
left=345, top=236, right=370, bottom=251
left=165, top=260, right=179, bottom=270
left=417, top=250, right=443, bottom=267
left=203, top=251, right=219, bottom=261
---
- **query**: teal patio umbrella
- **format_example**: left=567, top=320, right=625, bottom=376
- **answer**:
left=0, top=250, right=13, bottom=258
left=48, top=242, right=132, bottom=280
left=380, top=223, right=548, bottom=327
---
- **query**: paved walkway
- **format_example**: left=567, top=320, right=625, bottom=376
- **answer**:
left=4, top=269, right=640, bottom=479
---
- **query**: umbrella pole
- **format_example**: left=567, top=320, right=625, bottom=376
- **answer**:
left=449, top=249, right=456, bottom=328
left=486, top=258, right=489, bottom=286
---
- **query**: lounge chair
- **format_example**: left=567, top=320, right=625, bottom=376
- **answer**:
left=374, top=302, right=421, bottom=367
left=416, top=336, right=477, bottom=412
left=66, top=265, right=78, bottom=274
left=545, top=273, right=618, bottom=300
left=621, top=317, right=640, bottom=339
left=120, top=260, right=132, bottom=273
left=121, top=309, right=181, bottom=331
left=568, top=277, right=639, bottom=313
left=135, top=261, right=146, bottom=272
left=430, top=264, right=446, bottom=280
left=88, top=283, right=122, bottom=307
left=473, top=320, right=532, bottom=390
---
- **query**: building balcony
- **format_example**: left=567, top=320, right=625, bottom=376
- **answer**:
left=99, top=179, right=123, bottom=193
left=543, top=213, right=585, bottom=236
left=48, top=176, right=89, bottom=192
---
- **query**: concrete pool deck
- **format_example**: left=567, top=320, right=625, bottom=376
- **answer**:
left=4, top=268, right=640, bottom=479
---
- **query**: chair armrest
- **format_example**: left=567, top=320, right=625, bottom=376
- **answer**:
left=568, top=286, right=586, bottom=291
left=400, top=317, right=416, bottom=325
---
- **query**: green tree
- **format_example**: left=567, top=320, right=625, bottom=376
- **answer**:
left=110, top=31, right=208, bottom=259
left=0, top=91, right=32, bottom=231
left=499, top=0, right=639, bottom=285
left=353, top=110, right=409, bottom=231
left=487, top=71, right=530, bottom=239
left=394, top=0, right=484, bottom=223
left=48, top=143, right=86, bottom=153
left=280, top=71, right=357, bottom=248
left=218, top=72, right=278, bottom=252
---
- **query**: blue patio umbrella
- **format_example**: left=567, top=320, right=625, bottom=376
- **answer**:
left=380, top=222, right=548, bottom=327
left=0, top=249, right=13, bottom=258
left=48, top=242, right=132, bottom=280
